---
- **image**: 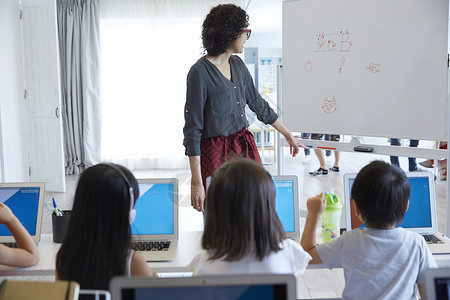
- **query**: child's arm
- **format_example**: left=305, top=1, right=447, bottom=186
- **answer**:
left=0, top=203, right=40, bottom=267
left=301, top=193, right=326, bottom=264
left=131, top=251, right=158, bottom=277
left=418, top=284, right=426, bottom=300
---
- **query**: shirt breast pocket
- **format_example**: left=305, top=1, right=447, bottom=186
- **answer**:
left=209, top=89, right=233, bottom=117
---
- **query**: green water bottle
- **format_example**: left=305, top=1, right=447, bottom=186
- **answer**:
left=321, top=192, right=343, bottom=242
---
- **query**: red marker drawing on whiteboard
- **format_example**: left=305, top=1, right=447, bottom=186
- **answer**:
left=305, top=61, right=313, bottom=72
left=367, top=62, right=381, bottom=73
left=322, top=96, right=337, bottom=114
left=338, top=57, right=345, bottom=73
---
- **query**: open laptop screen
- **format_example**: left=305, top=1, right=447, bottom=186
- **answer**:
left=124, top=284, right=287, bottom=299
left=131, top=182, right=175, bottom=235
left=0, top=186, right=41, bottom=236
left=274, top=178, right=296, bottom=233
left=345, top=172, right=434, bottom=231
left=110, top=274, right=296, bottom=300
left=433, top=278, right=450, bottom=299
left=425, top=268, right=450, bottom=300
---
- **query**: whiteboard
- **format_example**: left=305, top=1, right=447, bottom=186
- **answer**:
left=282, top=0, right=448, bottom=140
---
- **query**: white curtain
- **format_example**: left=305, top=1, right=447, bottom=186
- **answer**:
left=58, top=0, right=101, bottom=175
left=99, top=0, right=243, bottom=170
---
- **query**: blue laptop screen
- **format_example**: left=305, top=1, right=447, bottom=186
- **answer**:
left=274, top=180, right=295, bottom=233
left=123, top=284, right=288, bottom=300
left=348, top=175, right=433, bottom=229
left=131, top=183, right=174, bottom=235
left=0, top=187, right=40, bottom=236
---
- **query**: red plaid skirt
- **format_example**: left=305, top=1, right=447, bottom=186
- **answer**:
left=200, top=127, right=261, bottom=188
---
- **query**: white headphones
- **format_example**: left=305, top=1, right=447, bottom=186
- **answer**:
left=99, top=163, right=136, bottom=225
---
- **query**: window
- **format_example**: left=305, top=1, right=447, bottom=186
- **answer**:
left=100, top=0, right=241, bottom=169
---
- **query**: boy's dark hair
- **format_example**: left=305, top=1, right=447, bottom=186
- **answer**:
left=351, top=160, right=410, bottom=228
left=202, top=4, right=249, bottom=56
left=202, top=158, right=285, bottom=261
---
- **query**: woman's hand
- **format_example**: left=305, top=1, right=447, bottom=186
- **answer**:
left=191, top=179, right=205, bottom=212
left=271, top=119, right=307, bottom=157
left=285, top=134, right=306, bottom=157
left=188, top=156, right=205, bottom=212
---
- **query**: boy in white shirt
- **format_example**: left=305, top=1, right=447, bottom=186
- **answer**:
left=301, top=160, right=437, bottom=300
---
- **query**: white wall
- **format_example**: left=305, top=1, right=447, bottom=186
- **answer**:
left=245, top=0, right=282, bottom=49
left=245, top=32, right=281, bottom=49
left=0, top=0, right=30, bottom=181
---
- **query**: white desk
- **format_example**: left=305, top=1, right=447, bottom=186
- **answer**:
left=0, top=232, right=203, bottom=277
left=0, top=234, right=59, bottom=276
left=1, top=231, right=450, bottom=276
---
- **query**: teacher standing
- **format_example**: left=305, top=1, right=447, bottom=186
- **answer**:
left=183, top=4, right=304, bottom=212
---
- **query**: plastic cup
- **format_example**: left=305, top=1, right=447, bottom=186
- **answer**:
left=321, top=193, right=342, bottom=242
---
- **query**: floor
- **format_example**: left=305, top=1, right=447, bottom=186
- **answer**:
left=13, top=137, right=449, bottom=299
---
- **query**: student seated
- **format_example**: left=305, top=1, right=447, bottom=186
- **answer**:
left=0, top=202, right=39, bottom=267
left=190, top=158, right=311, bottom=275
left=56, top=163, right=157, bottom=292
left=301, top=160, right=437, bottom=300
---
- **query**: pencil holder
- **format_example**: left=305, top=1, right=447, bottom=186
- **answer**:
left=52, top=210, right=71, bottom=243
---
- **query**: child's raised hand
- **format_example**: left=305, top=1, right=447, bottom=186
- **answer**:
left=0, top=202, right=15, bottom=226
left=306, top=193, right=326, bottom=215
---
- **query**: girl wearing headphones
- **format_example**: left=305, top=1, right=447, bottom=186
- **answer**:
left=189, top=158, right=311, bottom=274
left=56, top=163, right=157, bottom=291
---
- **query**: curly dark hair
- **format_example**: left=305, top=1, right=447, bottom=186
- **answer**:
left=202, top=4, right=249, bottom=56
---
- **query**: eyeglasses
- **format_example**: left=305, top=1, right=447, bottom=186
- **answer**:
left=242, top=29, right=252, bottom=39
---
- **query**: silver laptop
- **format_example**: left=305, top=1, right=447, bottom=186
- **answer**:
left=0, top=182, right=45, bottom=245
left=131, top=178, right=178, bottom=261
left=273, top=175, right=300, bottom=241
left=424, top=267, right=450, bottom=300
left=110, top=274, right=297, bottom=300
left=343, top=171, right=450, bottom=254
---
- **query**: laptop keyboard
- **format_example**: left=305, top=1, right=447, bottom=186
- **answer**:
left=132, top=241, right=171, bottom=251
left=1, top=242, right=17, bottom=248
left=423, top=234, right=443, bottom=244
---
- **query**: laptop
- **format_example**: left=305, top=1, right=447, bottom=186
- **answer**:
left=130, top=178, right=178, bottom=261
left=343, top=171, right=450, bottom=254
left=424, top=267, right=450, bottom=300
left=273, top=175, right=300, bottom=241
left=0, top=182, right=45, bottom=245
left=110, top=274, right=297, bottom=300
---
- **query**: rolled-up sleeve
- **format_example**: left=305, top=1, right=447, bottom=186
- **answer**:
left=183, top=66, right=207, bottom=156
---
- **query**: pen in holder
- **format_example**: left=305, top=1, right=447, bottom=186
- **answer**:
left=52, top=210, right=71, bottom=243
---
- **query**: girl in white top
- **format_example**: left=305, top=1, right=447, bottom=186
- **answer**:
left=190, top=158, right=311, bottom=275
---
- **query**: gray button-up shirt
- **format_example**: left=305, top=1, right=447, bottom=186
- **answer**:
left=183, top=55, right=278, bottom=156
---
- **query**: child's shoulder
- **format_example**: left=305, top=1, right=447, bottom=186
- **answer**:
left=283, top=238, right=309, bottom=254
left=362, top=227, right=426, bottom=246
